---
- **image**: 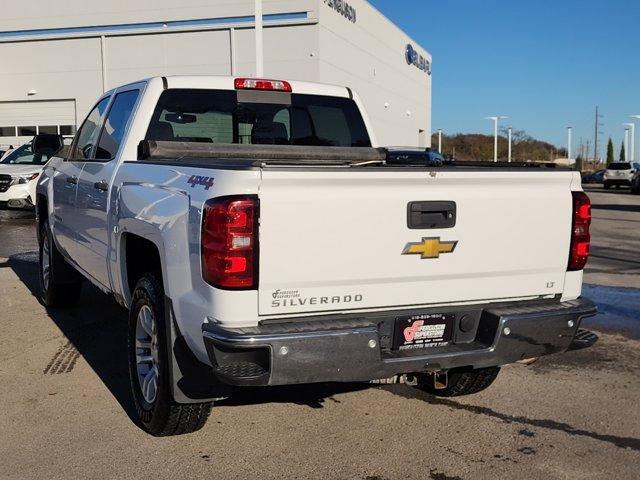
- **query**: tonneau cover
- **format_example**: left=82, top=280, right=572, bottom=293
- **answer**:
left=138, top=140, right=387, bottom=165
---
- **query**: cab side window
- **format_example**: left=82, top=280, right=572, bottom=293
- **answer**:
left=71, top=97, right=111, bottom=160
left=95, top=90, right=140, bottom=160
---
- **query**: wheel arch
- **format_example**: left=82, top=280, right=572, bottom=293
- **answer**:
left=36, top=193, right=48, bottom=244
left=120, top=231, right=164, bottom=307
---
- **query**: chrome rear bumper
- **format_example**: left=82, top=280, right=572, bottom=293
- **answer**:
left=203, top=297, right=597, bottom=386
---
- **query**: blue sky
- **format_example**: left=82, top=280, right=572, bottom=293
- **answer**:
left=369, top=0, right=640, bottom=156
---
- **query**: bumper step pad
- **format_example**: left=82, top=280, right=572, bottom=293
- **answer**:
left=213, top=361, right=269, bottom=386
left=568, top=329, right=599, bottom=351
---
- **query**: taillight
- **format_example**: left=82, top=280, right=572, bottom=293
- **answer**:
left=234, top=78, right=292, bottom=92
left=568, top=191, right=591, bottom=271
left=202, top=196, right=259, bottom=289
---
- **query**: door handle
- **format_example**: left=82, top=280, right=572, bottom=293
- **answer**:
left=94, top=180, right=109, bottom=192
left=407, top=201, right=457, bottom=229
left=66, top=175, right=78, bottom=185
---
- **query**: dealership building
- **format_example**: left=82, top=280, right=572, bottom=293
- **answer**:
left=0, top=0, right=432, bottom=148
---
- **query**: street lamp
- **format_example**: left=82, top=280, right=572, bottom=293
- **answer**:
left=623, top=126, right=631, bottom=161
left=437, top=129, right=443, bottom=153
left=485, top=116, right=508, bottom=162
left=629, top=115, right=640, bottom=162
left=566, top=126, right=572, bottom=164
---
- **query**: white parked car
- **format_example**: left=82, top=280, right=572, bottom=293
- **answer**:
left=0, top=138, right=58, bottom=209
left=603, top=162, right=638, bottom=189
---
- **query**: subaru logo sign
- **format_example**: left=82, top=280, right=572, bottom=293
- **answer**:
left=405, top=44, right=432, bottom=76
left=324, top=0, right=357, bottom=23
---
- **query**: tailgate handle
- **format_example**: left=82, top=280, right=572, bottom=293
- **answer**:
left=407, top=201, right=456, bottom=229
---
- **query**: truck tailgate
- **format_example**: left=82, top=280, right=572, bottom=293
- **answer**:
left=258, top=169, right=574, bottom=316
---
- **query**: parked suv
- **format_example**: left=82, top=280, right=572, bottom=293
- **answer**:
left=0, top=139, right=55, bottom=209
left=603, top=162, right=637, bottom=189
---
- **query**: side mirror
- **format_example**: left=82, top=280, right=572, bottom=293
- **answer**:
left=32, top=134, right=64, bottom=157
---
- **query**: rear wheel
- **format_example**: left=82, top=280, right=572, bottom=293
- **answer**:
left=128, top=272, right=213, bottom=436
left=39, top=220, right=82, bottom=308
left=603, top=182, right=610, bottom=190
left=411, top=367, right=501, bottom=397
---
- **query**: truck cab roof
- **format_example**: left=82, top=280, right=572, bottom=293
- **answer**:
left=111, top=75, right=354, bottom=99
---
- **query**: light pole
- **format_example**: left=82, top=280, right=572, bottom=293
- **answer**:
left=623, top=123, right=634, bottom=162
left=255, top=0, right=264, bottom=77
left=624, top=126, right=630, bottom=161
left=628, top=115, right=640, bottom=162
left=567, top=126, right=572, bottom=164
left=437, top=129, right=443, bottom=153
left=485, top=116, right=508, bottom=162
left=507, top=127, right=512, bottom=162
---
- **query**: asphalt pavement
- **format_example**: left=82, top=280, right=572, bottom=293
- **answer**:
left=584, top=185, right=640, bottom=289
left=0, top=186, right=638, bottom=480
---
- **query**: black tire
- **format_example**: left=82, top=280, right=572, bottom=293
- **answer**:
left=39, top=220, right=82, bottom=308
left=128, top=272, right=213, bottom=436
left=603, top=182, right=610, bottom=190
left=412, top=367, right=501, bottom=397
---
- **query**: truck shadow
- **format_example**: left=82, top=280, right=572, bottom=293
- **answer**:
left=9, top=251, right=141, bottom=426
left=220, top=382, right=370, bottom=409
left=382, top=384, right=640, bottom=452
left=7, top=251, right=369, bottom=423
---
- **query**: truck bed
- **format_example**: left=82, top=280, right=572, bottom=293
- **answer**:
left=134, top=139, right=580, bottom=317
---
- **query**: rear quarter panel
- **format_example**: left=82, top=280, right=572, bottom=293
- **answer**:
left=112, top=162, right=260, bottom=364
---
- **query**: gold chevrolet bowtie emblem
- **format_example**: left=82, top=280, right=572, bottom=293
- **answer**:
left=402, top=237, right=458, bottom=259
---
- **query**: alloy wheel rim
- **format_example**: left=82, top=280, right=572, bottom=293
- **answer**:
left=135, top=305, right=159, bottom=406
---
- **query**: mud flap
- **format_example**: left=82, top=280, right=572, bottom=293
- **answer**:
left=164, top=296, right=232, bottom=404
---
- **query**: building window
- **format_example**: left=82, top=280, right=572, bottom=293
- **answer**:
left=0, top=126, right=16, bottom=136
left=17, top=126, right=37, bottom=136
left=59, top=125, right=76, bottom=135
left=39, top=126, right=59, bottom=134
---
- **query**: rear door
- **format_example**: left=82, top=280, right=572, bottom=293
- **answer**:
left=75, top=87, right=141, bottom=288
left=257, top=168, right=575, bottom=316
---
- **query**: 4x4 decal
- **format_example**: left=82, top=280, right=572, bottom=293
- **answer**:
left=187, top=175, right=215, bottom=190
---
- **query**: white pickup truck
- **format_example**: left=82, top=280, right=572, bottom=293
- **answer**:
left=35, top=76, right=597, bottom=436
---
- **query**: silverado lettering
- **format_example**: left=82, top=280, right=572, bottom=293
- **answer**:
left=272, top=294, right=364, bottom=308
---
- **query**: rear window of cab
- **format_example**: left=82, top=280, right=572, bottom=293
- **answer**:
left=145, top=89, right=372, bottom=148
